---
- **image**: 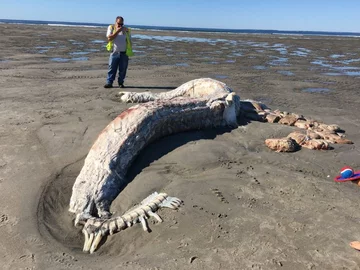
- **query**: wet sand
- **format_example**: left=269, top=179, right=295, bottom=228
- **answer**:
left=1, top=24, right=360, bottom=269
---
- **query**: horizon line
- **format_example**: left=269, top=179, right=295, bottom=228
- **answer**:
left=1, top=18, right=359, bottom=35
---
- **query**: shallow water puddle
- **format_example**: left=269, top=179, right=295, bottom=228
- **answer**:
left=330, top=54, right=345, bottom=58
left=322, top=72, right=342, bottom=76
left=345, top=71, right=360, bottom=76
left=341, top=71, right=360, bottom=76
left=337, top=58, right=360, bottom=64
left=273, top=48, right=288, bottom=55
left=298, top=47, right=311, bottom=53
left=91, top=40, right=105, bottom=44
left=133, top=49, right=146, bottom=54
left=291, top=47, right=311, bottom=57
left=268, top=56, right=289, bottom=66
left=277, top=70, right=294, bottom=76
left=291, top=51, right=308, bottom=57
left=246, top=41, right=269, bottom=47
left=71, top=57, right=88, bottom=61
left=50, top=57, right=88, bottom=62
left=302, top=88, right=331, bottom=93
left=313, top=59, right=360, bottom=76
left=69, top=51, right=90, bottom=55
left=50, top=57, right=70, bottom=62
left=253, top=65, right=267, bottom=70
left=36, top=46, right=54, bottom=49
left=133, top=34, right=231, bottom=44
left=175, top=63, right=189, bottom=67
left=34, top=46, right=54, bottom=54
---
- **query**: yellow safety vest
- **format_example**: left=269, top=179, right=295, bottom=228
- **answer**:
left=106, top=25, right=134, bottom=57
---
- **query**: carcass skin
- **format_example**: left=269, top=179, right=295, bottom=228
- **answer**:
left=70, top=93, right=239, bottom=218
left=118, top=83, right=353, bottom=152
left=264, top=138, right=299, bottom=152
left=69, top=77, right=353, bottom=253
left=69, top=78, right=241, bottom=253
left=117, top=77, right=234, bottom=102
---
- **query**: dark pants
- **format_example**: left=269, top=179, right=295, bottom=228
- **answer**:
left=106, top=52, right=129, bottom=85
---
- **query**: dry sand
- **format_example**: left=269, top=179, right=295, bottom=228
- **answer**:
left=1, top=24, right=360, bottom=269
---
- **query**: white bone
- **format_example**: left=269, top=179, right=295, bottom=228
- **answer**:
left=82, top=229, right=90, bottom=252
left=148, top=211, right=163, bottom=223
left=108, top=220, right=118, bottom=235
left=139, top=216, right=149, bottom=231
left=90, top=232, right=103, bottom=254
left=83, top=233, right=94, bottom=252
left=160, top=196, right=182, bottom=209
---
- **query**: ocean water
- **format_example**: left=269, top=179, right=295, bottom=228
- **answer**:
left=1, top=19, right=360, bottom=37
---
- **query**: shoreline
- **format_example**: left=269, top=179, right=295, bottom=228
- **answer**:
left=2, top=19, right=360, bottom=38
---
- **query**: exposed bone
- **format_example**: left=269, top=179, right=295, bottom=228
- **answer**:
left=115, top=80, right=353, bottom=151
left=70, top=82, right=241, bottom=218
left=82, top=229, right=90, bottom=252
left=116, top=84, right=352, bottom=151
left=81, top=192, right=182, bottom=253
left=139, top=216, right=149, bottom=232
left=90, top=232, right=103, bottom=254
left=68, top=78, right=243, bottom=253
left=83, top=231, right=94, bottom=252
left=117, top=77, right=234, bottom=103
left=148, top=211, right=163, bottom=223
left=70, top=78, right=354, bottom=254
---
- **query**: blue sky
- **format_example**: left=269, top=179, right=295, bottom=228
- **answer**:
left=0, top=0, right=359, bottom=32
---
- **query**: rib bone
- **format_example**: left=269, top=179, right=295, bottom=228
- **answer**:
left=82, top=192, right=182, bottom=253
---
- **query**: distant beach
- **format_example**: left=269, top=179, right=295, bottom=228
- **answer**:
left=1, top=18, right=360, bottom=37
left=0, top=22, right=360, bottom=269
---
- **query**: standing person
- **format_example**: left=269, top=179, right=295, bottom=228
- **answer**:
left=104, top=16, right=131, bottom=88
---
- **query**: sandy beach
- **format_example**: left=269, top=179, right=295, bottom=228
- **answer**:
left=1, top=23, right=360, bottom=269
